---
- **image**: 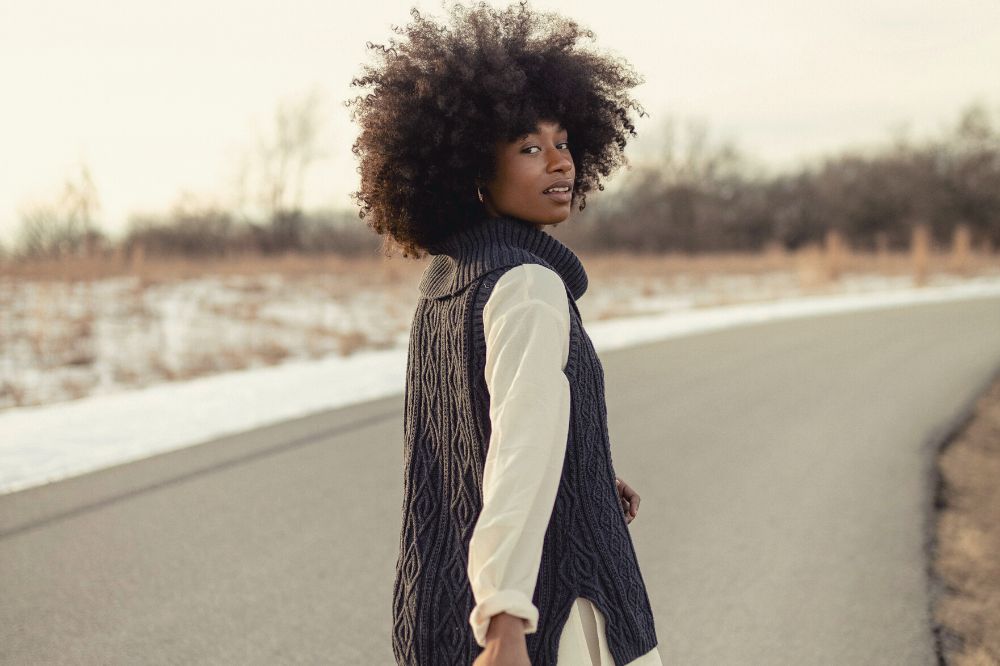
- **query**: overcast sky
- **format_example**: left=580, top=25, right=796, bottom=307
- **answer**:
left=1, top=0, right=998, bottom=245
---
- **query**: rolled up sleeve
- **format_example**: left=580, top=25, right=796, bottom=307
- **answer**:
left=467, top=264, right=572, bottom=648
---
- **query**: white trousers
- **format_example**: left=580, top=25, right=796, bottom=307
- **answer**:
left=556, top=597, right=663, bottom=665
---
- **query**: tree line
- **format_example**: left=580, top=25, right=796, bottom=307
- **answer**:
left=3, top=99, right=998, bottom=262
left=559, top=101, right=1000, bottom=254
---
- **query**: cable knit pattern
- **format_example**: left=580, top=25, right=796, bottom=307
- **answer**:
left=392, top=214, right=658, bottom=665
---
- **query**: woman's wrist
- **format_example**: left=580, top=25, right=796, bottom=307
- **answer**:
left=484, top=612, right=527, bottom=643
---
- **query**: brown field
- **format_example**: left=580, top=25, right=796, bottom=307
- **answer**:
left=1, top=238, right=997, bottom=411
left=1, top=238, right=997, bottom=286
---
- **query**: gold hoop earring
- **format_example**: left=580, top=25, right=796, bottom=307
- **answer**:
left=476, top=185, right=484, bottom=204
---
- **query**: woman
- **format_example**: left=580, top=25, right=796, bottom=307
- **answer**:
left=348, top=3, right=659, bottom=664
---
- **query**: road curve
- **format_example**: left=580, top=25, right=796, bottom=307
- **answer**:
left=1, top=295, right=998, bottom=665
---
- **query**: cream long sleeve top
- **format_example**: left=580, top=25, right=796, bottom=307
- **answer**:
left=466, top=263, right=663, bottom=666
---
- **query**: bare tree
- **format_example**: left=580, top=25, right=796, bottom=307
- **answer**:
left=14, top=162, right=105, bottom=259
left=232, top=88, right=328, bottom=223
left=627, top=113, right=751, bottom=188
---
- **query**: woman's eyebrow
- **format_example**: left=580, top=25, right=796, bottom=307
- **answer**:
left=519, top=125, right=568, bottom=140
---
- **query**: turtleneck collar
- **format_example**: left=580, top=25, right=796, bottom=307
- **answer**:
left=418, top=214, right=588, bottom=301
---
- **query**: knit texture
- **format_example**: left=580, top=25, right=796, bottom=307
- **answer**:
left=392, top=214, right=658, bottom=665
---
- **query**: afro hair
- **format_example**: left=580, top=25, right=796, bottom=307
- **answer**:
left=345, top=0, right=648, bottom=258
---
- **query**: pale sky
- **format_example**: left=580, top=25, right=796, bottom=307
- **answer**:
left=1, top=0, right=998, bottom=246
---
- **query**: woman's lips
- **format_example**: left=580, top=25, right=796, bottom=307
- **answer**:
left=543, top=189, right=572, bottom=203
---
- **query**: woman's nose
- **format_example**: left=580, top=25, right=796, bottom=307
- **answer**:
left=547, top=148, right=572, bottom=172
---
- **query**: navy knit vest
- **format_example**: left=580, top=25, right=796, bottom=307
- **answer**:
left=391, top=214, right=658, bottom=665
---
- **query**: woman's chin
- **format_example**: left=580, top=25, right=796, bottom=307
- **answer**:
left=549, top=210, right=572, bottom=225
left=533, top=207, right=572, bottom=226
left=494, top=205, right=570, bottom=227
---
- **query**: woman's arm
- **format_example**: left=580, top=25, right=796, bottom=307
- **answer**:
left=466, top=263, right=571, bottom=649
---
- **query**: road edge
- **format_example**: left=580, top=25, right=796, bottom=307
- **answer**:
left=922, top=359, right=1000, bottom=665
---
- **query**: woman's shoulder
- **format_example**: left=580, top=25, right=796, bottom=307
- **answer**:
left=487, top=263, right=569, bottom=313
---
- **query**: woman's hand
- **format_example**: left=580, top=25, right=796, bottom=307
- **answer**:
left=615, top=477, right=641, bottom=525
left=473, top=613, right=531, bottom=666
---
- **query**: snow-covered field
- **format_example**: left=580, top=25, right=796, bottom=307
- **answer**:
left=0, top=273, right=414, bottom=410
left=2, top=267, right=999, bottom=496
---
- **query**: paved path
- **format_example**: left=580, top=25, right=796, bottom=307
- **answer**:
left=2, top=295, right=999, bottom=664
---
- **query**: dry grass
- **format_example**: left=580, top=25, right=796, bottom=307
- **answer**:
left=0, top=381, right=27, bottom=406
left=337, top=330, right=371, bottom=356
left=577, top=241, right=998, bottom=318
left=0, top=250, right=429, bottom=285
left=580, top=245, right=998, bottom=287
left=2, top=237, right=997, bottom=286
left=933, top=376, right=1000, bottom=664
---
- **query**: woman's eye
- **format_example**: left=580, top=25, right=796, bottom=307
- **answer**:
left=522, top=143, right=569, bottom=154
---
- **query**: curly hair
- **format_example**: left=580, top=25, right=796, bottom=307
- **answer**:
left=346, top=0, right=647, bottom=258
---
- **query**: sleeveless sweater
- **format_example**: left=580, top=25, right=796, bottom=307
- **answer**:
left=391, top=213, right=659, bottom=665
left=467, top=263, right=662, bottom=666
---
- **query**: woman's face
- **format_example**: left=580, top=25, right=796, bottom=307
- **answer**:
left=479, top=119, right=575, bottom=228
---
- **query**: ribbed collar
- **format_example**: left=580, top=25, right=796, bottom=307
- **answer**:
left=419, top=214, right=588, bottom=301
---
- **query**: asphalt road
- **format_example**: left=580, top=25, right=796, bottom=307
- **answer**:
left=2, top=295, right=999, bottom=665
